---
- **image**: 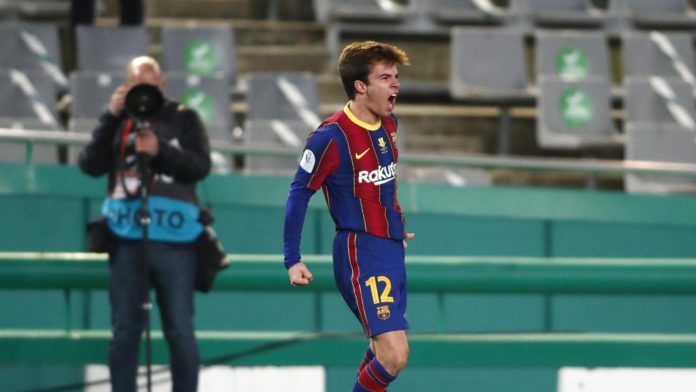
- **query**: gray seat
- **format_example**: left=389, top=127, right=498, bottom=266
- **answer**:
left=314, top=0, right=412, bottom=23
left=165, top=74, right=233, bottom=142
left=450, top=28, right=530, bottom=99
left=69, top=72, right=126, bottom=133
left=612, top=0, right=696, bottom=29
left=622, top=31, right=694, bottom=80
left=536, top=30, right=609, bottom=80
left=76, top=26, right=148, bottom=72
left=243, top=119, right=311, bottom=176
left=625, top=123, right=696, bottom=194
left=624, top=77, right=695, bottom=129
left=520, top=0, right=608, bottom=27
left=428, top=0, right=507, bottom=25
left=245, top=72, right=320, bottom=127
left=537, top=76, right=618, bottom=148
left=0, top=70, right=60, bottom=163
left=0, top=22, right=62, bottom=73
left=161, top=25, right=236, bottom=82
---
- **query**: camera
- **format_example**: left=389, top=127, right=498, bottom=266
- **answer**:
left=122, top=83, right=165, bottom=157
left=124, top=83, right=165, bottom=121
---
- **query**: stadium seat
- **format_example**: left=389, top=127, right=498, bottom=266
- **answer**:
left=313, top=0, right=412, bottom=23
left=0, top=22, right=62, bottom=74
left=0, top=70, right=60, bottom=163
left=520, top=0, right=609, bottom=27
left=243, top=119, right=309, bottom=175
left=537, top=76, right=619, bottom=149
left=624, top=77, right=695, bottom=129
left=76, top=26, right=148, bottom=72
left=625, top=123, right=696, bottom=194
left=164, top=73, right=234, bottom=142
left=427, top=0, right=508, bottom=25
left=622, top=31, right=695, bottom=80
left=245, top=72, right=320, bottom=127
left=69, top=72, right=125, bottom=134
left=612, top=0, right=696, bottom=29
left=161, top=25, right=236, bottom=82
left=535, top=30, right=610, bottom=81
left=450, top=28, right=530, bottom=99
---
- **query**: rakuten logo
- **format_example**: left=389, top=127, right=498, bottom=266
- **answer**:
left=358, top=163, right=397, bottom=185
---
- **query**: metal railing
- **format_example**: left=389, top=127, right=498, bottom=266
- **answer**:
left=4, top=127, right=696, bottom=180
left=3, top=253, right=696, bottom=367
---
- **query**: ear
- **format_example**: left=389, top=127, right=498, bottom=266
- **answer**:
left=354, top=80, right=367, bottom=95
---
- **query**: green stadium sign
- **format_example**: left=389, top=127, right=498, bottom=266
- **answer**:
left=181, top=88, right=215, bottom=124
left=184, top=40, right=219, bottom=76
left=560, top=87, right=593, bottom=127
left=556, top=47, right=589, bottom=80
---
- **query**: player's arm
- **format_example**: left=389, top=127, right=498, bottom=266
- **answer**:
left=283, top=129, right=340, bottom=285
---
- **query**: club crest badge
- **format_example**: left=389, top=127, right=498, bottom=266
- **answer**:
left=376, top=305, right=391, bottom=320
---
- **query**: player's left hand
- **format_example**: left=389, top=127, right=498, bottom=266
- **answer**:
left=135, top=129, right=160, bottom=156
left=288, top=262, right=313, bottom=286
left=403, top=232, right=415, bottom=248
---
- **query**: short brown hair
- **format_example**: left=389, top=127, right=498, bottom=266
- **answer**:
left=338, top=41, right=409, bottom=100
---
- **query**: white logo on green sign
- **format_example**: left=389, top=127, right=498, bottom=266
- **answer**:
left=560, top=87, right=594, bottom=127
left=181, top=88, right=215, bottom=124
left=184, top=40, right=219, bottom=76
left=556, top=47, right=588, bottom=80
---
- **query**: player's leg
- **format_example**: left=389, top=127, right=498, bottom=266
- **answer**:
left=372, top=330, right=409, bottom=375
left=353, top=331, right=408, bottom=392
left=357, top=345, right=375, bottom=375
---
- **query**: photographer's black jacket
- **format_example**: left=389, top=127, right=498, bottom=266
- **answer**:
left=79, top=100, right=211, bottom=205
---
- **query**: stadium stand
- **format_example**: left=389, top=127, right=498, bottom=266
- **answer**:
left=625, top=123, right=696, bottom=193
left=243, top=72, right=319, bottom=174
left=621, top=31, right=695, bottom=80
left=450, top=28, right=530, bottom=100
left=161, top=24, right=236, bottom=82
left=0, top=70, right=60, bottom=163
left=75, top=25, right=148, bottom=72
left=537, top=76, right=619, bottom=148
left=521, top=0, right=610, bottom=28
left=164, top=73, right=235, bottom=142
left=624, top=78, right=695, bottom=128
left=612, top=0, right=696, bottom=29
left=6, top=0, right=696, bottom=390
left=535, top=30, right=610, bottom=81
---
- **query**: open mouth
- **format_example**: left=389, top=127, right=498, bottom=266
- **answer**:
left=388, top=93, right=398, bottom=109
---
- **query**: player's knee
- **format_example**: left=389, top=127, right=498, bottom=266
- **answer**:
left=381, top=346, right=409, bottom=374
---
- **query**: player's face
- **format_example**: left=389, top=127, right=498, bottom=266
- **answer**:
left=364, top=61, right=400, bottom=119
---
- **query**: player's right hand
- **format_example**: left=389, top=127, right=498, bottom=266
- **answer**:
left=288, top=262, right=313, bottom=286
left=108, top=84, right=130, bottom=116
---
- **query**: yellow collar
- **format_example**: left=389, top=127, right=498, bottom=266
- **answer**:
left=344, top=103, right=381, bottom=131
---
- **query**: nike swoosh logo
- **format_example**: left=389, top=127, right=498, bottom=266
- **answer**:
left=355, top=148, right=370, bottom=160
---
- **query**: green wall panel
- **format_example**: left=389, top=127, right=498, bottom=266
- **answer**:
left=443, top=294, right=547, bottom=333
left=0, top=195, right=86, bottom=251
left=194, top=292, right=316, bottom=331
left=551, top=295, right=696, bottom=333
left=551, top=221, right=696, bottom=258
left=403, top=214, right=547, bottom=256
left=0, top=291, right=66, bottom=329
left=0, top=365, right=84, bottom=392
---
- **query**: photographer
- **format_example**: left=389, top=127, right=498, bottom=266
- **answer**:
left=79, top=56, right=210, bottom=392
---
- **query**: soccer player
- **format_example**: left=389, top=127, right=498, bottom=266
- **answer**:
left=283, top=41, right=414, bottom=392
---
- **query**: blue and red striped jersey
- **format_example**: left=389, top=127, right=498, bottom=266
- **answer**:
left=283, top=104, right=406, bottom=268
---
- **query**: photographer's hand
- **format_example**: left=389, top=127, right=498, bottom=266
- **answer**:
left=108, top=84, right=130, bottom=116
left=135, top=129, right=159, bottom=156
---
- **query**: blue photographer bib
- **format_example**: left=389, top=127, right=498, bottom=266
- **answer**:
left=102, top=196, right=203, bottom=242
